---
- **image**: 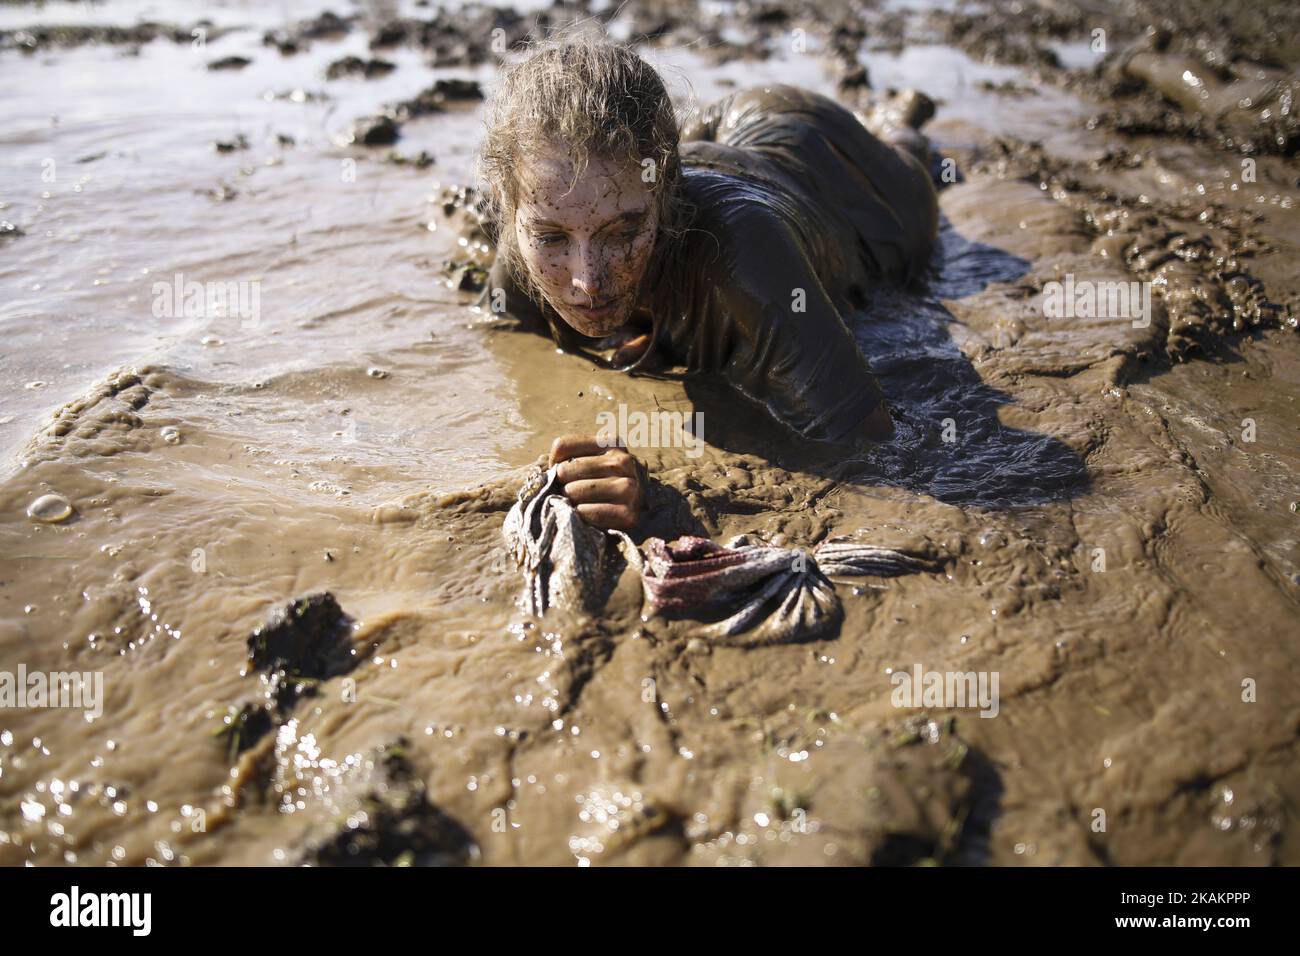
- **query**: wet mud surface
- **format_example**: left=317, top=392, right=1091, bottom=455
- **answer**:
left=0, top=0, right=1297, bottom=866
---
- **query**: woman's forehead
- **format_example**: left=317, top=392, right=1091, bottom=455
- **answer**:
left=517, top=151, right=649, bottom=216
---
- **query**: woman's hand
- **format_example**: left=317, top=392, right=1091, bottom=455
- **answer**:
left=548, top=435, right=645, bottom=531
left=610, top=332, right=653, bottom=368
left=597, top=325, right=655, bottom=368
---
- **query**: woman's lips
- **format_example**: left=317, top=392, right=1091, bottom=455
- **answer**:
left=572, top=297, right=620, bottom=320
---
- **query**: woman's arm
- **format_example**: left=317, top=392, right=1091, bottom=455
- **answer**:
left=700, top=202, right=894, bottom=447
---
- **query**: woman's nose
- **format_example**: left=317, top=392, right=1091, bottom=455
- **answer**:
left=570, top=244, right=603, bottom=297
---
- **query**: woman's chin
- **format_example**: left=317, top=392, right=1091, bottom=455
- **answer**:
left=563, top=305, right=630, bottom=339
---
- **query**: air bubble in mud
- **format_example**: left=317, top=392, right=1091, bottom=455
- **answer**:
left=160, top=426, right=181, bottom=444
left=28, top=493, right=73, bottom=523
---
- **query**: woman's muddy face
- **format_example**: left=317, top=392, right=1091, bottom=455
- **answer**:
left=513, top=149, right=659, bottom=338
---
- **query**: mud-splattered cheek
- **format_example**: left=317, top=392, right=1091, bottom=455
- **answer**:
left=597, top=225, right=655, bottom=296
left=625, top=226, right=656, bottom=278
left=538, top=246, right=570, bottom=288
left=518, top=231, right=569, bottom=297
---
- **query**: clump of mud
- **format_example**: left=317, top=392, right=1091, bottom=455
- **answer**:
left=324, top=55, right=396, bottom=80
left=927, top=1, right=1085, bottom=69
left=345, top=80, right=486, bottom=147
left=922, top=0, right=1300, bottom=156
left=215, top=593, right=364, bottom=758
left=298, top=739, right=478, bottom=867
left=363, top=4, right=529, bottom=65
left=0, top=21, right=232, bottom=53
left=246, top=592, right=357, bottom=679
left=262, top=11, right=354, bottom=55
left=1088, top=27, right=1300, bottom=157
left=21, top=368, right=160, bottom=465
left=962, top=136, right=1295, bottom=360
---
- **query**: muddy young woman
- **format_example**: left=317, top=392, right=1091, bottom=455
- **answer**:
left=475, top=33, right=939, bottom=531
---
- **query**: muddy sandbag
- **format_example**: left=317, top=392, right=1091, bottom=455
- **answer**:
left=502, top=464, right=642, bottom=616
left=642, top=534, right=934, bottom=645
left=641, top=535, right=840, bottom=643
left=502, top=464, right=938, bottom=644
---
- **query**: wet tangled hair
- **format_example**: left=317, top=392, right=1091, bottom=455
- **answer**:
left=476, top=30, right=693, bottom=317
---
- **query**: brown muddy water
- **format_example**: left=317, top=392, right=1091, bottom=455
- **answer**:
left=0, top=0, right=1297, bottom=866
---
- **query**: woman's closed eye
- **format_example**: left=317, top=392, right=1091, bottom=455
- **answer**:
left=597, top=225, right=643, bottom=247
left=533, top=227, right=637, bottom=248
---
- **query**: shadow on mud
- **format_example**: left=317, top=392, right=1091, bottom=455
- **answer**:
left=682, top=215, right=1091, bottom=509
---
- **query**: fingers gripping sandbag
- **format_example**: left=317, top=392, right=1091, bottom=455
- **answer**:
left=501, top=464, right=642, bottom=616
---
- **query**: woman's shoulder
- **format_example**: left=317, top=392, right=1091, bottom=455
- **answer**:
left=674, top=156, right=806, bottom=276
left=681, top=83, right=837, bottom=142
left=679, top=140, right=787, bottom=196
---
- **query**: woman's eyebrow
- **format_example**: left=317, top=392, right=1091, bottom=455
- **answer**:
left=523, top=208, right=647, bottom=231
left=605, top=208, right=648, bottom=227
